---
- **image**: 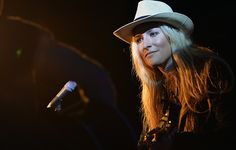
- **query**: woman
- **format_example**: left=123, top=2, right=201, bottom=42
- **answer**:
left=113, top=0, right=235, bottom=149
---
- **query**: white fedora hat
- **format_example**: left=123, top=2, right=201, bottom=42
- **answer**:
left=113, top=0, right=194, bottom=44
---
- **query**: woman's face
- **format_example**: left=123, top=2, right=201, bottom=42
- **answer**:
left=134, top=27, right=172, bottom=68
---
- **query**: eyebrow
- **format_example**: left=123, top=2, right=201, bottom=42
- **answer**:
left=134, top=34, right=142, bottom=38
left=147, top=28, right=159, bottom=33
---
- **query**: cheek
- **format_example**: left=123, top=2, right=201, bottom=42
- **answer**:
left=161, top=46, right=172, bottom=61
left=160, top=38, right=172, bottom=56
left=165, top=45, right=172, bottom=56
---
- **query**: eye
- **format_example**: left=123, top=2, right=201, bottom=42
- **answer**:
left=134, top=36, right=143, bottom=43
left=149, top=31, right=159, bottom=37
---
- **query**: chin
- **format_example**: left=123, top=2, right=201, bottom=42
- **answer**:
left=150, top=61, right=162, bottom=66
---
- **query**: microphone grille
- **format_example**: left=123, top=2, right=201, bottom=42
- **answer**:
left=65, top=81, right=77, bottom=92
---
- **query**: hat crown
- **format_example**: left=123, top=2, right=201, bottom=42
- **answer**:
left=134, top=0, right=173, bottom=20
left=113, top=0, right=194, bottom=44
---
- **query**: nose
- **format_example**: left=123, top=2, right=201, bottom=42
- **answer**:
left=143, top=34, right=152, bottom=50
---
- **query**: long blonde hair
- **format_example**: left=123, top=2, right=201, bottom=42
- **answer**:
left=130, top=25, right=230, bottom=133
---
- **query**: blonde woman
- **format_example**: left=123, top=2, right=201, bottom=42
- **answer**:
left=113, top=0, right=235, bottom=149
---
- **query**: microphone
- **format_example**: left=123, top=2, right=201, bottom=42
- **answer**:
left=47, top=81, right=77, bottom=111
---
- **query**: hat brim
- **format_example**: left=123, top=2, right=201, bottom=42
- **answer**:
left=113, top=12, right=194, bottom=44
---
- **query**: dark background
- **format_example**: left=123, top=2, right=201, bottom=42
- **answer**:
left=2, top=0, right=235, bottom=144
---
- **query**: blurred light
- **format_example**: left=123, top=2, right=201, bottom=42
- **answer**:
left=16, top=48, right=23, bottom=58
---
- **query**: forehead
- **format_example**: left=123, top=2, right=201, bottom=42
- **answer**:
left=132, top=22, right=162, bottom=35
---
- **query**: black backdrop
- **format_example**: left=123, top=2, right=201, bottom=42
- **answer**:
left=1, top=0, right=235, bottom=149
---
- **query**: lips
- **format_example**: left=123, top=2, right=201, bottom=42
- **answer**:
left=145, top=51, right=158, bottom=58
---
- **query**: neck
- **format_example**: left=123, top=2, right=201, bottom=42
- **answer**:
left=157, top=57, right=174, bottom=73
left=164, top=57, right=174, bottom=71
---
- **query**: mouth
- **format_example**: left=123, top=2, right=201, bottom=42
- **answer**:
left=145, top=51, right=158, bottom=58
